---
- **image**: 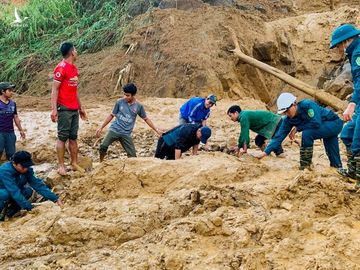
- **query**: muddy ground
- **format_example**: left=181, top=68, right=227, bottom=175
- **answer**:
left=1, top=96, right=360, bottom=270
left=2, top=0, right=360, bottom=269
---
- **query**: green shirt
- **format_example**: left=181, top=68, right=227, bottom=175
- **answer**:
left=238, top=110, right=281, bottom=147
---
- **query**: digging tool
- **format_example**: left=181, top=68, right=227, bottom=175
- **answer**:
left=226, top=27, right=347, bottom=112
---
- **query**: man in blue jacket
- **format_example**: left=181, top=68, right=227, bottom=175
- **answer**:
left=0, top=151, right=62, bottom=221
left=330, top=24, right=360, bottom=187
left=155, top=124, right=211, bottom=160
left=253, top=93, right=343, bottom=170
left=179, top=94, right=217, bottom=126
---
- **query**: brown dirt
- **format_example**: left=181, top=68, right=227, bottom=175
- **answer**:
left=2, top=1, right=360, bottom=269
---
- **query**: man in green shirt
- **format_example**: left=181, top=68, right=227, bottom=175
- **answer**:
left=227, top=105, right=284, bottom=157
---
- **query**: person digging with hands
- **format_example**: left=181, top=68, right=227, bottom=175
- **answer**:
left=253, top=93, right=344, bottom=171
left=227, top=105, right=284, bottom=157
left=96, top=83, right=163, bottom=161
left=50, top=42, right=87, bottom=176
left=0, top=151, right=63, bottom=221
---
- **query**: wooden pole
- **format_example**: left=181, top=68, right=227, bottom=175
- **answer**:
left=226, top=27, right=347, bottom=111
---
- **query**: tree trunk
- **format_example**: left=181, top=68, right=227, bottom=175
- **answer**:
left=227, top=27, right=347, bottom=111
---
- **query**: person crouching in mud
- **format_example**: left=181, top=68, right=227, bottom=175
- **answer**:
left=155, top=124, right=211, bottom=160
left=253, top=93, right=344, bottom=171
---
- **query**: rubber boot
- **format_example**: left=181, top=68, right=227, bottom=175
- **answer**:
left=0, top=203, right=8, bottom=222
left=337, top=147, right=357, bottom=181
left=354, top=154, right=360, bottom=189
left=299, top=146, right=313, bottom=170
left=346, top=147, right=356, bottom=179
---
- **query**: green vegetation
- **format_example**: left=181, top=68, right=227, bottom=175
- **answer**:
left=0, top=0, right=147, bottom=92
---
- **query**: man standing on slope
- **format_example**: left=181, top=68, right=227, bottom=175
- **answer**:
left=330, top=24, right=360, bottom=187
left=179, top=94, right=217, bottom=126
left=50, top=42, right=87, bottom=176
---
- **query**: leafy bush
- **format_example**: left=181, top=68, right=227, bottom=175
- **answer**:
left=0, top=0, right=138, bottom=92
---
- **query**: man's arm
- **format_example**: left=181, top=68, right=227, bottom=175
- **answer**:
left=27, top=169, right=59, bottom=203
left=192, top=144, right=199, bottom=155
left=96, top=114, right=115, bottom=137
left=143, top=117, right=163, bottom=136
left=175, top=149, right=182, bottom=160
left=77, top=93, right=87, bottom=121
left=13, top=115, right=25, bottom=139
left=50, top=81, right=61, bottom=122
left=238, top=117, right=251, bottom=153
left=344, top=53, right=360, bottom=121
left=264, top=120, right=292, bottom=156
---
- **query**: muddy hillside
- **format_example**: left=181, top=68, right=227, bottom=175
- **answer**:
left=1, top=1, right=360, bottom=270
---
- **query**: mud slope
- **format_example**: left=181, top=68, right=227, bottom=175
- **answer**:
left=28, top=3, right=360, bottom=107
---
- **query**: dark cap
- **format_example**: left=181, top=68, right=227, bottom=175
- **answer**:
left=12, top=151, right=34, bottom=168
left=0, top=82, right=16, bottom=91
left=207, top=94, right=217, bottom=105
left=200, top=126, right=212, bottom=144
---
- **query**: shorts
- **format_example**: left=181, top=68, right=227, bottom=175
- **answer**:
left=57, top=105, right=79, bottom=142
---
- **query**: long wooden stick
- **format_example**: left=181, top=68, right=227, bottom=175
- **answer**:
left=227, top=27, right=347, bottom=111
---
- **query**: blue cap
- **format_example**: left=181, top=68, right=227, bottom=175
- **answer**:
left=330, top=24, right=360, bottom=49
left=207, top=94, right=217, bottom=105
left=200, top=126, right=211, bottom=144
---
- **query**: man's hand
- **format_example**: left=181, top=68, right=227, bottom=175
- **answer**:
left=289, top=127, right=297, bottom=141
left=20, top=130, right=26, bottom=139
left=251, top=151, right=267, bottom=159
left=155, top=128, right=164, bottom=136
left=50, top=109, right=58, bottom=122
left=95, top=128, right=103, bottom=138
left=343, top=102, right=356, bottom=122
left=79, top=109, right=88, bottom=121
left=56, top=199, right=64, bottom=207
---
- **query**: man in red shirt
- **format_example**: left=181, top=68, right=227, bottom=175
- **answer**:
left=50, top=42, right=87, bottom=176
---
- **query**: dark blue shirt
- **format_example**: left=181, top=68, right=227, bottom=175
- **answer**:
left=0, top=99, right=17, bottom=133
left=265, top=100, right=340, bottom=155
left=0, top=162, right=58, bottom=210
left=179, top=97, right=210, bottom=123
left=162, top=124, right=201, bottom=152
left=346, top=37, right=360, bottom=105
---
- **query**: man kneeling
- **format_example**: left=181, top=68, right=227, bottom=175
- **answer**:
left=0, top=151, right=62, bottom=221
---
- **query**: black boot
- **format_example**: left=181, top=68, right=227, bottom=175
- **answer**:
left=0, top=203, right=9, bottom=222
left=299, top=146, right=313, bottom=170
left=354, top=154, right=360, bottom=188
left=337, top=147, right=357, bottom=182
left=346, top=147, right=357, bottom=179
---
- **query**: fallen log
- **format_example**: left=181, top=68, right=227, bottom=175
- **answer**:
left=226, top=27, right=347, bottom=111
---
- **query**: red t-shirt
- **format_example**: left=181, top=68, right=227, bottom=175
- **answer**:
left=53, top=60, right=80, bottom=110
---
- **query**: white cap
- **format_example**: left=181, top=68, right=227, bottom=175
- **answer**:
left=276, top=92, right=296, bottom=114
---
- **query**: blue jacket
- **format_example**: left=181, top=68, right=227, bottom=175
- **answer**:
left=0, top=162, right=58, bottom=210
left=179, top=97, right=210, bottom=123
left=346, top=37, right=360, bottom=105
left=265, top=100, right=340, bottom=155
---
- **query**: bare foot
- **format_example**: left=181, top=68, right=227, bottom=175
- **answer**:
left=276, top=153, right=286, bottom=158
left=57, top=166, right=67, bottom=176
left=71, top=163, right=85, bottom=173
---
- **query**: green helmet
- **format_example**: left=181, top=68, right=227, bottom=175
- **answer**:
left=330, top=24, right=360, bottom=49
